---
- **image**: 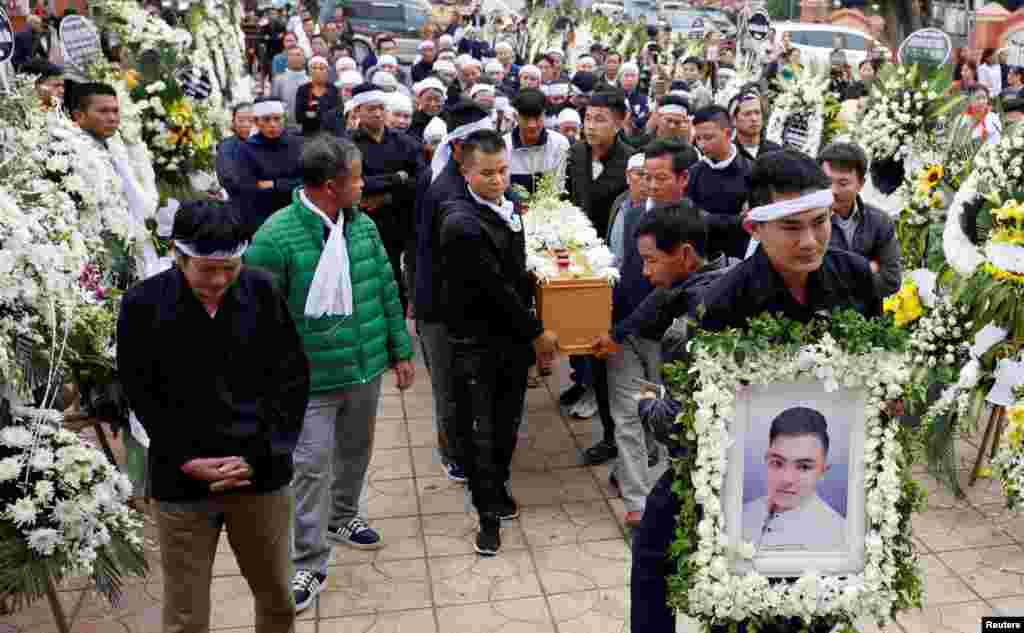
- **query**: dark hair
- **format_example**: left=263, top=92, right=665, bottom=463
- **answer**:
left=982, top=47, right=997, bottom=64
left=682, top=56, right=702, bottom=68
left=588, top=90, right=628, bottom=117
left=691, top=105, right=732, bottom=129
left=445, top=98, right=490, bottom=131
left=643, top=139, right=699, bottom=174
left=232, top=101, right=254, bottom=118
left=749, top=149, right=830, bottom=208
left=376, top=35, right=396, bottom=50
left=960, top=60, right=978, bottom=80
left=301, top=135, right=362, bottom=187
left=460, top=129, right=507, bottom=168
left=657, top=93, right=690, bottom=113
left=172, top=199, right=246, bottom=256
left=605, top=51, right=622, bottom=63
left=21, top=58, right=63, bottom=83
left=1011, top=66, right=1024, bottom=77
left=728, top=91, right=761, bottom=118
left=66, top=81, right=117, bottom=113
left=635, top=204, right=708, bottom=258
left=818, top=142, right=868, bottom=181
left=769, top=406, right=830, bottom=456
left=513, top=88, right=547, bottom=118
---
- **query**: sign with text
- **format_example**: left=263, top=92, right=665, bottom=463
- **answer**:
left=747, top=11, right=770, bottom=41
left=1008, top=30, right=1024, bottom=68
left=0, top=6, right=12, bottom=65
left=897, top=27, right=952, bottom=67
left=59, top=15, right=102, bottom=72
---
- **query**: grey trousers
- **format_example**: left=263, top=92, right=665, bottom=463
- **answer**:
left=417, top=320, right=462, bottom=464
left=606, top=335, right=666, bottom=513
left=292, top=378, right=381, bottom=574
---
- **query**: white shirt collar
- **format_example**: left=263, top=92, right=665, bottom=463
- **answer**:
left=703, top=145, right=738, bottom=170
left=469, top=188, right=521, bottom=232
left=300, top=189, right=342, bottom=230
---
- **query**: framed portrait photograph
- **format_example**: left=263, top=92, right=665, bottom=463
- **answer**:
left=722, top=380, right=867, bottom=577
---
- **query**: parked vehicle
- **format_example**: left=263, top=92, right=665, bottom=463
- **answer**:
left=341, top=0, right=434, bottom=64
left=773, top=22, right=889, bottom=70
left=593, top=0, right=625, bottom=18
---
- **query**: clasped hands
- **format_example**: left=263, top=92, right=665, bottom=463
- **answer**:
left=181, top=456, right=254, bottom=492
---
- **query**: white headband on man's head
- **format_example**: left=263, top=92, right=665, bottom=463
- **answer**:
left=252, top=100, right=285, bottom=117
left=747, top=189, right=834, bottom=223
left=621, top=62, right=639, bottom=75
left=520, top=64, right=540, bottom=78
left=339, top=70, right=363, bottom=87
left=418, top=40, right=435, bottom=51
left=659, top=104, right=688, bottom=116
left=545, top=83, right=569, bottom=98
left=469, top=83, right=495, bottom=98
left=175, top=241, right=249, bottom=259
left=495, top=41, right=513, bottom=52
left=350, top=89, right=388, bottom=108
left=627, top=153, right=645, bottom=171
left=309, top=55, right=329, bottom=69
left=430, top=116, right=495, bottom=182
left=379, top=55, right=398, bottom=66
left=415, top=77, right=446, bottom=96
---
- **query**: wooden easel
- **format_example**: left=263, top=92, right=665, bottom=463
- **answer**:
left=970, top=404, right=1006, bottom=486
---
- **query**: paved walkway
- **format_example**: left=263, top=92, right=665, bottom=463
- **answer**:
left=6, top=357, right=1024, bottom=632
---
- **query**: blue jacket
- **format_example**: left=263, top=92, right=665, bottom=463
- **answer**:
left=687, top=153, right=753, bottom=259
left=414, top=160, right=469, bottom=322
left=235, top=132, right=304, bottom=235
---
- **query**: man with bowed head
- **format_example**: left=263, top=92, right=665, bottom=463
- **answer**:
left=118, top=200, right=309, bottom=633
left=439, top=129, right=560, bottom=556
left=235, top=97, right=303, bottom=238
left=245, top=134, right=415, bottom=613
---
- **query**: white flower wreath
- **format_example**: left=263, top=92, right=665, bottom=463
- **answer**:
left=680, top=335, right=917, bottom=624
left=765, top=69, right=829, bottom=158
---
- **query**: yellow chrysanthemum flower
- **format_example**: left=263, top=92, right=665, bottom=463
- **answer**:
left=883, top=281, right=924, bottom=327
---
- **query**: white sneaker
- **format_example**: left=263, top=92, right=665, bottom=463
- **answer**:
left=569, top=389, right=598, bottom=419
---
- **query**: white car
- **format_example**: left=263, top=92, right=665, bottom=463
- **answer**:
left=773, top=23, right=890, bottom=72
left=593, top=0, right=625, bottom=17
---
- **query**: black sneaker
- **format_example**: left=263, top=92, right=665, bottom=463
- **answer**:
left=495, top=492, right=519, bottom=521
left=475, top=516, right=501, bottom=556
left=559, top=383, right=587, bottom=407
left=291, top=570, right=326, bottom=613
left=582, top=439, right=618, bottom=466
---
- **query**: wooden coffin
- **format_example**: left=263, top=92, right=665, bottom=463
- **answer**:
left=535, top=276, right=613, bottom=355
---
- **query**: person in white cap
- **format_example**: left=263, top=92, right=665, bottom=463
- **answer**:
left=295, top=55, right=340, bottom=136
left=469, top=81, right=497, bottom=111
left=409, top=76, right=446, bottom=140
left=575, top=55, right=597, bottom=75
left=411, top=39, right=437, bottom=82
left=519, top=64, right=542, bottom=91
left=336, top=68, right=363, bottom=99
left=557, top=107, right=581, bottom=145
left=543, top=80, right=571, bottom=130
left=421, top=116, right=447, bottom=162
left=236, top=96, right=304, bottom=236
left=433, top=59, right=458, bottom=88
left=495, top=41, right=519, bottom=90
left=484, top=60, right=506, bottom=91
left=385, top=92, right=414, bottom=134
left=546, top=47, right=567, bottom=80
left=372, top=69, right=400, bottom=93
left=334, top=55, right=357, bottom=76
left=347, top=83, right=425, bottom=312
left=438, top=33, right=455, bottom=53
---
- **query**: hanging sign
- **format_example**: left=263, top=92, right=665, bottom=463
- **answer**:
left=747, top=11, right=771, bottom=41
left=0, top=7, right=13, bottom=65
left=1008, top=30, right=1024, bottom=68
left=59, top=15, right=102, bottom=72
left=175, top=65, right=213, bottom=100
left=897, top=27, right=952, bottom=67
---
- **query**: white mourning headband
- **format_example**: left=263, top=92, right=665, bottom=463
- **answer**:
left=309, top=56, right=329, bottom=68
left=252, top=101, right=284, bottom=116
left=469, top=83, right=495, bottom=98
left=659, top=104, right=688, bottom=116
left=416, top=77, right=446, bottom=96
left=175, top=241, right=249, bottom=259
left=546, top=83, right=569, bottom=97
left=350, top=89, right=387, bottom=108
left=747, top=189, right=834, bottom=223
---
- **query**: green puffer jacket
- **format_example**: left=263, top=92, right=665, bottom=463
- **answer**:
left=245, top=190, right=414, bottom=393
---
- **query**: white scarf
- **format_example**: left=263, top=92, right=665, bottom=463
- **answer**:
left=302, top=190, right=354, bottom=318
left=469, top=188, right=521, bottom=232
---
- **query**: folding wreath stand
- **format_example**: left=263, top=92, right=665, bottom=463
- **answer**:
left=970, top=405, right=1006, bottom=486
left=43, top=575, right=90, bottom=633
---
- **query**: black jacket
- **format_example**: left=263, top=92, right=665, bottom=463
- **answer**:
left=408, top=109, right=435, bottom=144
left=350, top=127, right=426, bottom=251
left=439, top=195, right=542, bottom=361
left=117, top=267, right=309, bottom=502
left=735, top=137, right=782, bottom=162
left=687, top=152, right=754, bottom=259
left=566, top=137, right=635, bottom=239
left=411, top=60, right=435, bottom=83
left=294, top=82, right=340, bottom=136
left=235, top=132, right=304, bottom=236
left=415, top=160, right=470, bottom=323
left=829, top=197, right=902, bottom=297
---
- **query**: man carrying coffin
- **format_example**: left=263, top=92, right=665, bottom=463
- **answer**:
left=630, top=149, right=882, bottom=633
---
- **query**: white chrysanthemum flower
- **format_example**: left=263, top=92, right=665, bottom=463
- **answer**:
left=8, top=497, right=39, bottom=526
left=0, top=456, right=22, bottom=482
left=0, top=425, right=34, bottom=448
left=27, top=527, right=61, bottom=555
